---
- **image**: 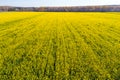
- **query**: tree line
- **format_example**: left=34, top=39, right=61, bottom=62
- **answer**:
left=0, top=5, right=120, bottom=12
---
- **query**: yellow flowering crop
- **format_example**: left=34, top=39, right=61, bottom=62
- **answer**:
left=0, top=12, right=120, bottom=80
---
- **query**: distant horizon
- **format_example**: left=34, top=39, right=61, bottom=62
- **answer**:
left=0, top=0, right=120, bottom=7
left=0, top=4, right=120, bottom=7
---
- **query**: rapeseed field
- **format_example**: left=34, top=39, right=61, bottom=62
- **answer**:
left=0, top=12, right=120, bottom=80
